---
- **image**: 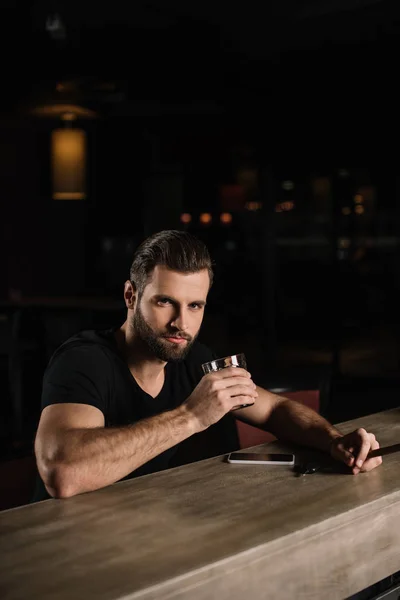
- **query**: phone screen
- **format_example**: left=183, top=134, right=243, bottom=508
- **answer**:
left=228, top=452, right=295, bottom=465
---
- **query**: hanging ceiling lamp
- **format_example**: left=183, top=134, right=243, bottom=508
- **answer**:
left=30, top=96, right=97, bottom=200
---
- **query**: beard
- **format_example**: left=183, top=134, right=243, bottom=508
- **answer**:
left=131, top=304, right=198, bottom=362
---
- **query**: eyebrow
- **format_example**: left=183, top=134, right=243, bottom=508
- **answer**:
left=154, top=294, right=207, bottom=307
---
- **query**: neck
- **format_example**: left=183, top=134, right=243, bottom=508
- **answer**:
left=115, top=320, right=166, bottom=384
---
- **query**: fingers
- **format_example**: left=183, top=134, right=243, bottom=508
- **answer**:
left=227, top=384, right=258, bottom=401
left=218, top=376, right=256, bottom=389
left=360, top=439, right=383, bottom=473
left=207, top=375, right=258, bottom=411
left=331, top=430, right=382, bottom=474
left=207, top=371, right=257, bottom=396
left=341, top=447, right=355, bottom=468
left=230, top=397, right=256, bottom=409
left=353, top=429, right=374, bottom=474
left=211, top=367, right=251, bottom=379
left=331, top=438, right=355, bottom=467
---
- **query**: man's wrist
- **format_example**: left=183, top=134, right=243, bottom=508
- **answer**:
left=328, top=432, right=343, bottom=454
left=174, top=404, right=202, bottom=437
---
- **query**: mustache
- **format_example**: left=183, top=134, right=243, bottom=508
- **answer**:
left=162, top=332, right=192, bottom=341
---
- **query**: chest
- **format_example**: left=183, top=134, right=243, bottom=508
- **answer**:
left=106, top=360, right=197, bottom=427
left=129, top=368, right=165, bottom=399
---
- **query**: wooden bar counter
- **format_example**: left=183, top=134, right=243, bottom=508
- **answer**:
left=1, top=409, right=400, bottom=600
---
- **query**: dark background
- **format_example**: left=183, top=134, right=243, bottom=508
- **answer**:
left=1, top=1, right=400, bottom=471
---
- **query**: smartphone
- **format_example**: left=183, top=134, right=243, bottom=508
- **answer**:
left=227, top=452, right=295, bottom=465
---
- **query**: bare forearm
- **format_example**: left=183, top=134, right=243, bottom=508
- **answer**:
left=267, top=398, right=342, bottom=452
left=44, top=405, right=197, bottom=497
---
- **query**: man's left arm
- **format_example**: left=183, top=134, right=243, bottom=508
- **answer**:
left=234, top=386, right=383, bottom=474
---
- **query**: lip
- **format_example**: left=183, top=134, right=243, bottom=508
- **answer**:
left=164, top=337, right=188, bottom=345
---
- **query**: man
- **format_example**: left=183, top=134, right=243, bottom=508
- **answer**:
left=34, top=230, right=382, bottom=500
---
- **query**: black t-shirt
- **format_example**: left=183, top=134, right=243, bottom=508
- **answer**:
left=32, top=329, right=226, bottom=501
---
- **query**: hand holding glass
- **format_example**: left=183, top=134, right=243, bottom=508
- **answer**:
left=201, top=353, right=254, bottom=410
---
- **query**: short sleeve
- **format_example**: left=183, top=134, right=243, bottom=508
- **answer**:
left=41, top=345, right=112, bottom=417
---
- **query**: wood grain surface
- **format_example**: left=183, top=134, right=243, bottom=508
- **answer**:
left=1, top=409, right=400, bottom=600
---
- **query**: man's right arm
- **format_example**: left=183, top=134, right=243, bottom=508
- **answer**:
left=35, top=367, right=258, bottom=498
left=35, top=402, right=198, bottom=498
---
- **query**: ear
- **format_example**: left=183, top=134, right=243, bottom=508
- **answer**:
left=124, top=280, right=137, bottom=310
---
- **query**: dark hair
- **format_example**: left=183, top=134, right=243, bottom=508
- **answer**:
left=129, top=230, right=213, bottom=295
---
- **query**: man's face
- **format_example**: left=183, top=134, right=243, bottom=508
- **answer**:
left=131, top=265, right=210, bottom=362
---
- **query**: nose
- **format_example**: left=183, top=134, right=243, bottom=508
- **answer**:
left=170, top=309, right=189, bottom=332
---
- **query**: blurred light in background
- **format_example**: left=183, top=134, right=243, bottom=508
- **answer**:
left=276, top=201, right=294, bottom=212
left=51, top=127, right=86, bottom=200
left=245, top=201, right=262, bottom=211
left=30, top=102, right=96, bottom=201
left=46, top=12, right=66, bottom=41
left=32, top=104, right=96, bottom=119
left=180, top=213, right=192, bottom=224
left=342, top=207, right=351, bottom=216
left=61, top=112, right=77, bottom=122
left=354, top=194, right=363, bottom=204
left=220, top=212, right=232, bottom=224
left=355, top=205, right=365, bottom=215
left=200, top=213, right=212, bottom=225
left=282, top=180, right=294, bottom=191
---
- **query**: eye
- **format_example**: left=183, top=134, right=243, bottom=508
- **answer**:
left=158, top=298, right=172, bottom=306
left=189, top=303, right=203, bottom=310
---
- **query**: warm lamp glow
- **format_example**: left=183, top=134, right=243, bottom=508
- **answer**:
left=200, top=213, right=212, bottom=224
left=51, top=129, right=86, bottom=200
left=61, top=112, right=78, bottom=122
left=342, top=207, right=351, bottom=216
left=32, top=104, right=97, bottom=119
left=245, top=201, right=262, bottom=211
left=220, top=212, right=232, bottom=224
left=180, top=213, right=192, bottom=224
left=355, top=205, right=364, bottom=215
left=275, top=201, right=294, bottom=212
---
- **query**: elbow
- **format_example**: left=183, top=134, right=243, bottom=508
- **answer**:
left=40, top=461, right=78, bottom=499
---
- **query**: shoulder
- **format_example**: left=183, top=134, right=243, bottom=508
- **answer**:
left=41, top=330, right=117, bottom=413
left=45, top=330, right=116, bottom=378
